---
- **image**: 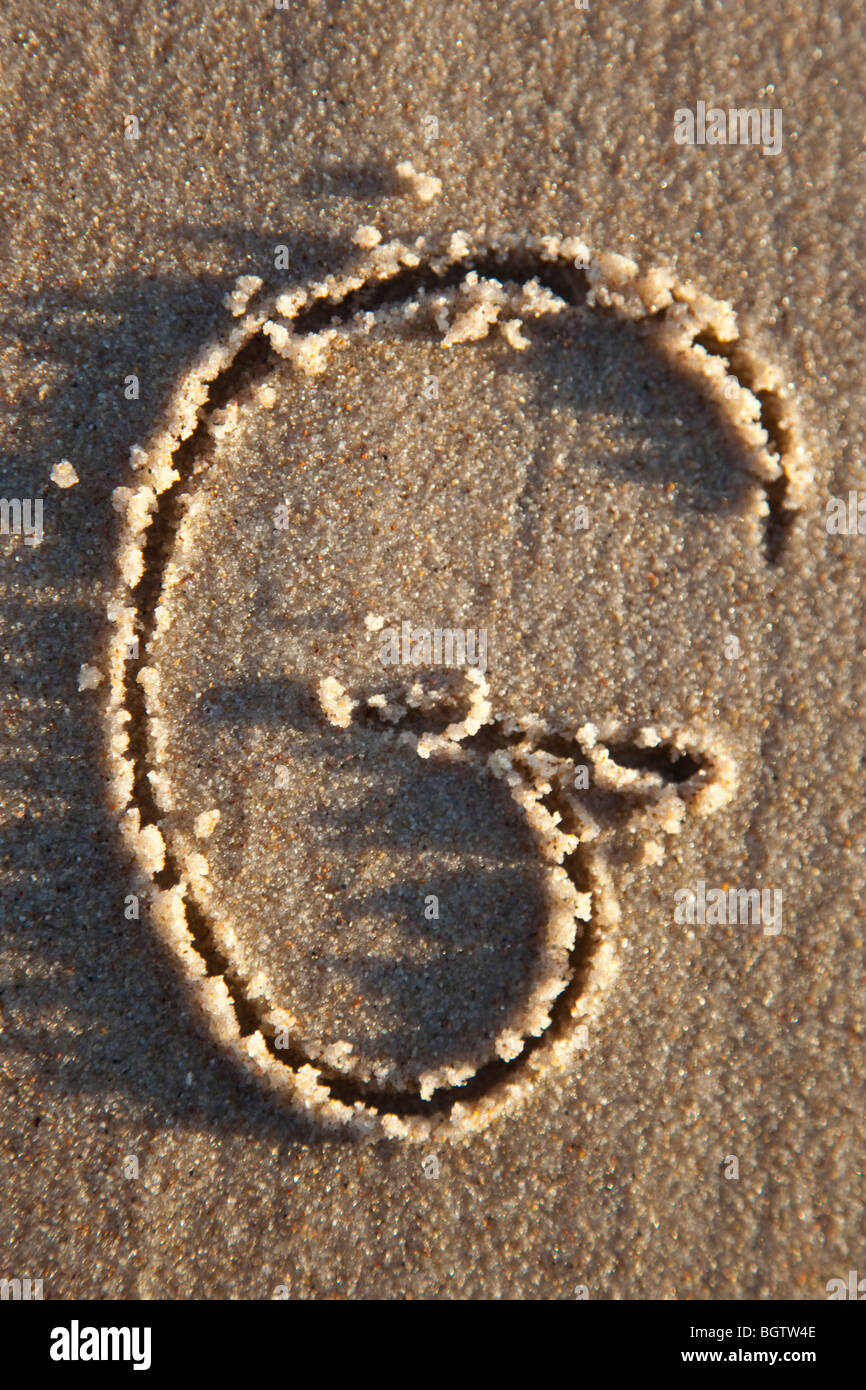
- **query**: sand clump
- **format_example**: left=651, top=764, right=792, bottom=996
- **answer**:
left=51, top=459, right=79, bottom=488
left=396, top=160, right=442, bottom=204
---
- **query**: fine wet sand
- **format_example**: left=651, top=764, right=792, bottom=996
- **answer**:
left=1, top=0, right=863, bottom=1298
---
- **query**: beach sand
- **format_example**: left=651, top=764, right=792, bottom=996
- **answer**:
left=1, top=0, right=863, bottom=1297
